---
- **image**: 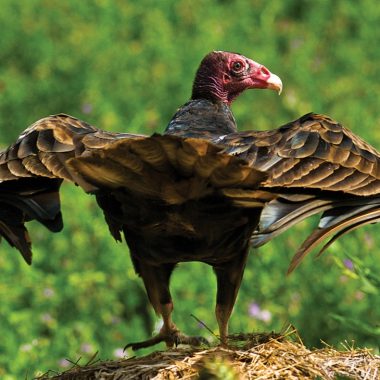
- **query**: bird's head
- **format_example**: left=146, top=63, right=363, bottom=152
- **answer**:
left=191, top=51, right=282, bottom=105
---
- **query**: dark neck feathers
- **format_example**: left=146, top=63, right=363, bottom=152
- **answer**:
left=165, top=99, right=237, bottom=137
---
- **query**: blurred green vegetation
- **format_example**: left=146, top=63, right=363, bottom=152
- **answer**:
left=0, top=0, right=379, bottom=378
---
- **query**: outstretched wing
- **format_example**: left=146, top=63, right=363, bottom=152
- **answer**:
left=218, top=113, right=380, bottom=271
left=0, top=114, right=143, bottom=263
left=4, top=111, right=378, bottom=270
left=0, top=114, right=266, bottom=263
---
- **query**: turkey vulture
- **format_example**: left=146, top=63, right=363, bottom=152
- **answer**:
left=1, top=51, right=380, bottom=349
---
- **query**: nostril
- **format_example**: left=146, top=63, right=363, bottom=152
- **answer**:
left=260, top=66, right=270, bottom=76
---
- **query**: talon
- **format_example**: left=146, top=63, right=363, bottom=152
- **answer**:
left=123, top=335, right=164, bottom=351
left=123, top=341, right=146, bottom=351
left=123, top=342, right=136, bottom=352
left=123, top=332, right=209, bottom=351
left=123, top=343, right=130, bottom=352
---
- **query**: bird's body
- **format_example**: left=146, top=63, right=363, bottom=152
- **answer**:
left=1, top=51, right=379, bottom=348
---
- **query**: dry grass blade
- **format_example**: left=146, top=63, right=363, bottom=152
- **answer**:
left=36, top=332, right=379, bottom=380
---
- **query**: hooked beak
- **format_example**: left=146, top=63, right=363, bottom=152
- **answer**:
left=248, top=60, right=283, bottom=95
left=265, top=72, right=283, bottom=94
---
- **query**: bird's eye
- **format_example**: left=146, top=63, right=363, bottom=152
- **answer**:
left=231, top=61, right=244, bottom=73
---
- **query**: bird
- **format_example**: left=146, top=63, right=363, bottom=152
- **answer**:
left=1, top=51, right=380, bottom=350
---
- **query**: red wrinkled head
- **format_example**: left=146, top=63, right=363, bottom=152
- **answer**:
left=191, top=51, right=282, bottom=105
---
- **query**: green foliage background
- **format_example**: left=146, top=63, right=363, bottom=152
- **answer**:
left=0, top=0, right=379, bottom=378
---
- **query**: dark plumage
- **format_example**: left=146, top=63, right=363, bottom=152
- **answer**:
left=1, top=51, right=379, bottom=349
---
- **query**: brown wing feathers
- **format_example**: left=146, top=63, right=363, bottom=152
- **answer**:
left=1, top=111, right=380, bottom=269
left=0, top=114, right=266, bottom=263
left=246, top=113, right=380, bottom=270
left=228, top=113, right=380, bottom=195
left=0, top=114, right=121, bottom=263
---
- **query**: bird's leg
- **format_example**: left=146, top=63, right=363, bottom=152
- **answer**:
left=213, top=251, right=249, bottom=346
left=125, top=262, right=207, bottom=350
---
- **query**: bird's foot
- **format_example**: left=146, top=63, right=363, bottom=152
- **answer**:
left=124, top=327, right=209, bottom=351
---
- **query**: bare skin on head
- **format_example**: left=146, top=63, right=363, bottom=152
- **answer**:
left=192, top=51, right=282, bottom=104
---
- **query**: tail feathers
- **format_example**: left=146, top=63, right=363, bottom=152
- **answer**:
left=68, top=135, right=266, bottom=205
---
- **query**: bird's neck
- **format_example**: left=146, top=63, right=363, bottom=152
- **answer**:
left=165, top=99, right=237, bottom=138
left=191, top=77, right=229, bottom=104
left=191, top=67, right=246, bottom=105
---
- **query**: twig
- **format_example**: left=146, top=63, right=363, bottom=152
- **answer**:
left=190, top=313, right=220, bottom=342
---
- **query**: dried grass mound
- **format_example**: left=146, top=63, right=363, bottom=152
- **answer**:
left=38, top=332, right=379, bottom=380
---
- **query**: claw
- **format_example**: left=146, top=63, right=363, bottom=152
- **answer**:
left=124, top=332, right=209, bottom=351
left=124, top=335, right=164, bottom=351
left=173, top=334, right=181, bottom=348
